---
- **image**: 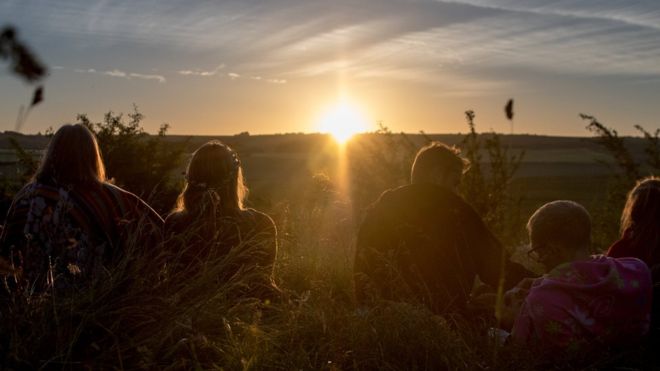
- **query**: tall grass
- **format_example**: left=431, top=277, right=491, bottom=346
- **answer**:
left=2, top=112, right=659, bottom=369
left=2, top=188, right=653, bottom=370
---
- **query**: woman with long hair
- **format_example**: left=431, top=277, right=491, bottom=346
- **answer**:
left=165, top=141, right=277, bottom=298
left=606, top=177, right=660, bottom=340
left=607, top=177, right=660, bottom=266
left=0, top=124, right=162, bottom=294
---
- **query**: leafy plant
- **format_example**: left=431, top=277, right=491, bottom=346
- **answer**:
left=1, top=26, right=47, bottom=132
left=78, top=106, right=187, bottom=213
left=580, top=114, right=659, bottom=250
left=458, top=108, right=525, bottom=244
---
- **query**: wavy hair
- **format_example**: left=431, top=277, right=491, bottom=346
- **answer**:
left=175, top=141, right=247, bottom=216
left=620, top=176, right=660, bottom=263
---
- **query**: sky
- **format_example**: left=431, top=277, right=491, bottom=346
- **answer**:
left=1, top=0, right=660, bottom=136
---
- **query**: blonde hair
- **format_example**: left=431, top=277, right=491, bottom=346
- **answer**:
left=527, top=200, right=592, bottom=251
left=175, top=141, right=247, bottom=214
left=34, top=124, right=106, bottom=186
left=410, top=141, right=469, bottom=184
left=620, top=176, right=660, bottom=261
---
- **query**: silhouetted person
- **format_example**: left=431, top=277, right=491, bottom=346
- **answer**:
left=165, top=141, right=277, bottom=299
left=605, top=177, right=660, bottom=344
left=354, top=141, right=530, bottom=313
left=607, top=177, right=660, bottom=266
left=0, top=124, right=163, bottom=295
left=511, top=201, right=651, bottom=357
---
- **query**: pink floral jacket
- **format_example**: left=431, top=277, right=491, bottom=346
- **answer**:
left=512, top=255, right=651, bottom=352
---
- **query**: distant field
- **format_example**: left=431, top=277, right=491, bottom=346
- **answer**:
left=0, top=131, right=640, bottom=217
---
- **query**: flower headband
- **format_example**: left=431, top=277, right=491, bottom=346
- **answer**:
left=185, top=146, right=241, bottom=191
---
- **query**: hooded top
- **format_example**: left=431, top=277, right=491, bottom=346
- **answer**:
left=512, top=255, right=651, bottom=353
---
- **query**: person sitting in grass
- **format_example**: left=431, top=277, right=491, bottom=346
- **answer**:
left=510, top=200, right=652, bottom=354
left=0, top=124, right=163, bottom=295
left=165, top=141, right=278, bottom=299
left=606, top=176, right=660, bottom=340
left=354, top=141, right=531, bottom=314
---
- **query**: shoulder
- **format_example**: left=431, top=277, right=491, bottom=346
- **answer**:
left=606, top=255, right=651, bottom=279
left=376, top=183, right=471, bottom=209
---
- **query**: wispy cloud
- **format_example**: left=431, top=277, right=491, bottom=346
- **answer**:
left=249, top=75, right=286, bottom=84
left=6, top=0, right=660, bottom=95
left=438, top=0, right=660, bottom=31
left=128, top=72, right=167, bottom=83
left=177, top=64, right=225, bottom=76
left=68, top=67, right=166, bottom=83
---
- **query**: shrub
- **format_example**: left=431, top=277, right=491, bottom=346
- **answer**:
left=580, top=114, right=659, bottom=249
left=78, top=106, right=187, bottom=214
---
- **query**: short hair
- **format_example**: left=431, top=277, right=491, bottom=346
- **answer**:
left=527, top=200, right=591, bottom=250
left=410, top=141, right=468, bottom=184
left=34, top=124, right=106, bottom=186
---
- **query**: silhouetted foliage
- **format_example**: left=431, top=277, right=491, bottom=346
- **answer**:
left=460, top=110, right=525, bottom=244
left=0, top=26, right=46, bottom=83
left=582, top=114, right=639, bottom=182
left=78, top=106, right=187, bottom=213
left=635, top=125, right=660, bottom=171
left=1, top=26, right=47, bottom=132
left=581, top=114, right=659, bottom=250
left=505, top=99, right=514, bottom=120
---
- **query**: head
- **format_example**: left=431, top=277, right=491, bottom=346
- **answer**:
left=620, top=177, right=660, bottom=259
left=34, top=124, right=106, bottom=186
left=410, top=141, right=468, bottom=191
left=175, top=141, right=247, bottom=214
left=527, top=200, right=592, bottom=270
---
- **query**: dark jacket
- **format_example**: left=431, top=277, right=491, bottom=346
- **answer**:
left=354, top=183, right=530, bottom=313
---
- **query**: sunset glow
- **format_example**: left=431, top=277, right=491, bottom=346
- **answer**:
left=317, top=102, right=370, bottom=144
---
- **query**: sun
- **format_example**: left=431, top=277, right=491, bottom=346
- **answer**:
left=317, top=101, right=369, bottom=144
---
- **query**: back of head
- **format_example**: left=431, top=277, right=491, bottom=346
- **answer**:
left=410, top=141, right=468, bottom=188
left=34, top=124, right=106, bottom=186
left=528, top=200, right=592, bottom=253
left=176, top=140, right=247, bottom=214
left=621, top=177, right=660, bottom=262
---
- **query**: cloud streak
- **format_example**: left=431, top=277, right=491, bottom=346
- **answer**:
left=3, top=0, right=660, bottom=95
left=178, top=64, right=225, bottom=76
left=68, top=67, right=166, bottom=83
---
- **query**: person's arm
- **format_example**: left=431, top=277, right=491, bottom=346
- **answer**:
left=463, top=206, right=533, bottom=290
